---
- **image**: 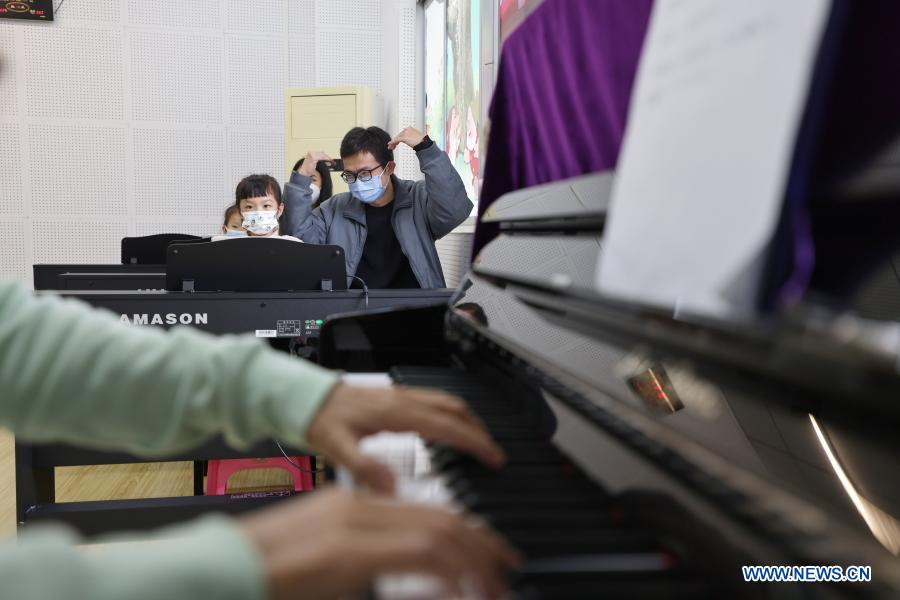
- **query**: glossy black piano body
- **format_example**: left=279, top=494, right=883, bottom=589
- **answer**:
left=318, top=173, right=900, bottom=599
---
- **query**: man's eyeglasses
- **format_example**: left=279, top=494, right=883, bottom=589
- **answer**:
left=341, top=165, right=385, bottom=184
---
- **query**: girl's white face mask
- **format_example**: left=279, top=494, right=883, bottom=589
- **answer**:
left=242, top=210, right=279, bottom=235
left=309, top=183, right=321, bottom=204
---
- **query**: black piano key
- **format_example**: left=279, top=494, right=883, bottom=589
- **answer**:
left=514, top=555, right=706, bottom=595
left=447, top=476, right=602, bottom=500
left=496, top=444, right=565, bottom=463
left=431, top=449, right=564, bottom=471
left=478, top=427, right=545, bottom=441
left=442, top=463, right=583, bottom=482
left=481, top=508, right=621, bottom=529
left=514, top=578, right=714, bottom=600
left=432, top=441, right=562, bottom=461
left=390, top=366, right=715, bottom=599
left=519, top=552, right=677, bottom=575
left=511, top=554, right=702, bottom=599
left=504, top=528, right=660, bottom=557
left=458, top=490, right=611, bottom=512
left=433, top=453, right=564, bottom=470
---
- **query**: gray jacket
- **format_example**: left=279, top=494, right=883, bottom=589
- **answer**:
left=282, top=143, right=473, bottom=288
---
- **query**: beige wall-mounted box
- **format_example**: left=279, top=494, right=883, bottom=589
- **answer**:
left=285, top=86, right=384, bottom=194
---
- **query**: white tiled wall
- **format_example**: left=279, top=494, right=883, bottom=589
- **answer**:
left=0, top=0, right=470, bottom=289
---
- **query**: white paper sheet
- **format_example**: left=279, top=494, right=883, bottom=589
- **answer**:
left=597, top=0, right=832, bottom=318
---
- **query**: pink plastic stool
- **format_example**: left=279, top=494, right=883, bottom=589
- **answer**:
left=206, top=456, right=314, bottom=495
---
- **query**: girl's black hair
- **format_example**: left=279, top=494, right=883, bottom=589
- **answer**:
left=223, top=204, right=241, bottom=225
left=234, top=174, right=282, bottom=206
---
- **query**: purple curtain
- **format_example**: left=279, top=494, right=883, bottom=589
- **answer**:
left=474, top=0, right=653, bottom=256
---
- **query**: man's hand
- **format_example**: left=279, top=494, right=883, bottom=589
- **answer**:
left=305, top=383, right=506, bottom=493
left=297, top=150, right=334, bottom=177
left=387, top=126, right=426, bottom=151
left=241, top=488, right=521, bottom=600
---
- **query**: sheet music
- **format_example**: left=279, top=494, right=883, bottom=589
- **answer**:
left=597, top=0, right=832, bottom=318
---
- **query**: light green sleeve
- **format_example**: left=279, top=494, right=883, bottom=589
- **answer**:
left=0, top=516, right=267, bottom=600
left=0, top=279, right=344, bottom=600
left=0, top=280, right=340, bottom=454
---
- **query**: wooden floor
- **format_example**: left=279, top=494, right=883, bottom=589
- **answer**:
left=0, top=428, right=294, bottom=541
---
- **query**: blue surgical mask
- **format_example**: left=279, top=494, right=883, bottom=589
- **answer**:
left=224, top=229, right=247, bottom=237
left=349, top=173, right=387, bottom=204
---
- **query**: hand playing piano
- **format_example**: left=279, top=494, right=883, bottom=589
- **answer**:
left=305, top=383, right=507, bottom=493
left=241, top=488, right=521, bottom=600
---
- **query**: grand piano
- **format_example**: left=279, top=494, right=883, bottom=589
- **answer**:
left=315, top=3, right=900, bottom=597
left=318, top=173, right=900, bottom=599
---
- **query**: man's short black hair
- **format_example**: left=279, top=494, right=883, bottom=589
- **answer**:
left=340, top=126, right=393, bottom=165
left=235, top=174, right=282, bottom=206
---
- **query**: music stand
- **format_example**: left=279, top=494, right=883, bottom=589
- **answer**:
left=122, top=234, right=203, bottom=265
left=165, top=238, right=347, bottom=292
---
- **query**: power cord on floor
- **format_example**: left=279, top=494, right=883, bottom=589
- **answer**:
left=351, top=275, right=369, bottom=309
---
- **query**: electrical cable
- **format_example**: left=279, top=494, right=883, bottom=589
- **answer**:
left=276, top=441, right=325, bottom=473
left=351, top=275, right=369, bottom=309
left=277, top=277, right=367, bottom=471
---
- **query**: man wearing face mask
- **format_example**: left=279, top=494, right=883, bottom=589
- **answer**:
left=282, top=126, right=472, bottom=288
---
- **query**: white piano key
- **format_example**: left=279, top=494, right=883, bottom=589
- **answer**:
left=341, top=372, right=394, bottom=387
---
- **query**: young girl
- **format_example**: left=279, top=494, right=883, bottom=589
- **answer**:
left=221, top=205, right=246, bottom=236
left=216, top=174, right=301, bottom=242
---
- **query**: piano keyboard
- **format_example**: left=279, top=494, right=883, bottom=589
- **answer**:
left=388, top=366, right=717, bottom=600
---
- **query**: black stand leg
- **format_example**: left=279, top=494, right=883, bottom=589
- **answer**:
left=15, top=441, right=55, bottom=528
left=193, top=461, right=206, bottom=495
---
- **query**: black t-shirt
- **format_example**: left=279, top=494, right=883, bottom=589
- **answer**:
left=352, top=201, right=421, bottom=289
